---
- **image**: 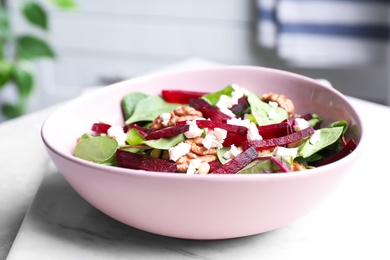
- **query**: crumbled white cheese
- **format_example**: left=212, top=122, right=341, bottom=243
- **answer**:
left=161, top=113, right=171, bottom=125
left=169, top=142, right=191, bottom=162
left=186, top=159, right=203, bottom=175
left=217, top=95, right=235, bottom=108
left=268, top=108, right=276, bottom=119
left=107, top=125, right=127, bottom=146
left=310, top=130, right=321, bottom=145
left=273, top=146, right=298, bottom=158
left=227, top=118, right=251, bottom=128
left=223, top=145, right=242, bottom=160
left=216, top=84, right=249, bottom=117
left=269, top=101, right=278, bottom=108
left=247, top=122, right=263, bottom=141
left=294, top=118, right=310, bottom=132
left=231, top=83, right=249, bottom=98
left=216, top=95, right=236, bottom=117
left=267, top=101, right=279, bottom=119
left=219, top=106, right=237, bottom=118
left=202, top=128, right=227, bottom=149
left=184, top=120, right=203, bottom=138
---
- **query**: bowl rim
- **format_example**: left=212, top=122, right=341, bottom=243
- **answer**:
left=41, top=65, right=365, bottom=181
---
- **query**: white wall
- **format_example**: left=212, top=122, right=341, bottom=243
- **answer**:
left=8, top=0, right=390, bottom=111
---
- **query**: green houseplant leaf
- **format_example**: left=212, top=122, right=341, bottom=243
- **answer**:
left=12, top=64, right=34, bottom=98
left=0, top=61, right=12, bottom=89
left=0, top=1, right=77, bottom=120
left=1, top=103, right=24, bottom=119
left=16, top=35, right=55, bottom=60
left=0, top=5, right=10, bottom=40
left=49, top=0, right=77, bottom=10
left=22, top=2, right=48, bottom=30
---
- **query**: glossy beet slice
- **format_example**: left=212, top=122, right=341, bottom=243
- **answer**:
left=208, top=160, right=223, bottom=173
left=243, top=126, right=315, bottom=151
left=257, top=118, right=295, bottom=139
left=123, top=123, right=150, bottom=137
left=116, top=149, right=177, bottom=172
left=91, top=123, right=111, bottom=134
left=197, top=120, right=247, bottom=135
left=145, top=125, right=189, bottom=140
left=230, top=96, right=250, bottom=116
left=211, top=146, right=258, bottom=174
left=162, top=90, right=209, bottom=104
left=222, top=132, right=247, bottom=147
left=189, top=98, right=232, bottom=121
left=315, top=139, right=357, bottom=167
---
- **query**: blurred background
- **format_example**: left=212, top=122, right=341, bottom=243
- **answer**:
left=1, top=0, right=389, bottom=121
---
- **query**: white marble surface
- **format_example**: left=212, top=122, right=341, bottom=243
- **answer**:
left=1, top=60, right=390, bottom=259
left=0, top=105, right=62, bottom=260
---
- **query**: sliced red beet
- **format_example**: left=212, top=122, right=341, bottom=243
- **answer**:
left=230, top=96, right=250, bottom=116
left=208, top=160, right=223, bottom=172
left=145, top=125, right=189, bottom=140
left=91, top=123, right=111, bottom=134
left=196, top=120, right=247, bottom=135
left=189, top=98, right=232, bottom=121
left=243, top=126, right=315, bottom=151
left=116, top=149, right=177, bottom=172
left=257, top=118, right=295, bottom=139
left=211, top=146, right=258, bottom=174
left=315, top=139, right=357, bottom=167
left=300, top=114, right=312, bottom=121
left=123, top=123, right=150, bottom=137
left=222, top=132, right=247, bottom=147
left=162, top=90, right=209, bottom=104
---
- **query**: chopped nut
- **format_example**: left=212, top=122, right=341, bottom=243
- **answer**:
left=185, top=137, right=217, bottom=155
left=192, top=136, right=204, bottom=145
left=176, top=153, right=217, bottom=173
left=177, top=163, right=188, bottom=173
left=287, top=140, right=302, bottom=148
left=292, top=162, right=307, bottom=171
left=161, top=150, right=170, bottom=160
left=198, top=162, right=211, bottom=174
left=261, top=92, right=295, bottom=116
left=150, top=106, right=203, bottom=130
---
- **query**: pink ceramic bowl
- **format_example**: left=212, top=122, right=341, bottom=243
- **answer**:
left=41, top=66, right=363, bottom=239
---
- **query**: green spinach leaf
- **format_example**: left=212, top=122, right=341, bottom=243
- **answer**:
left=307, top=114, right=322, bottom=127
left=216, top=147, right=231, bottom=164
left=327, top=120, right=348, bottom=134
left=202, top=85, right=235, bottom=105
left=121, top=92, right=150, bottom=121
left=237, top=159, right=278, bottom=174
left=126, top=128, right=146, bottom=146
left=247, top=93, right=288, bottom=125
left=298, top=126, right=344, bottom=158
left=125, top=95, right=180, bottom=125
left=144, top=134, right=185, bottom=150
left=74, top=135, right=118, bottom=165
